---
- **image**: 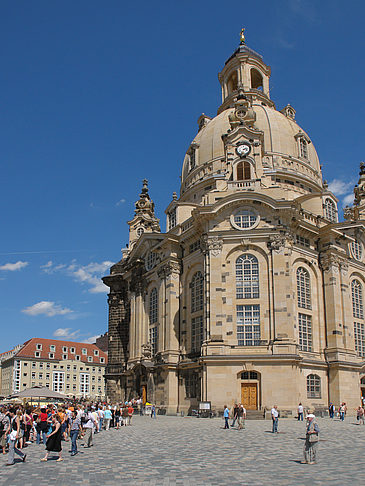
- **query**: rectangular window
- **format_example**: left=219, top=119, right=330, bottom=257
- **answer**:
left=35, top=351, right=40, bottom=358
left=46, top=373, right=50, bottom=380
left=185, top=372, right=201, bottom=399
left=46, top=363, right=50, bottom=370
left=62, top=347, right=68, bottom=353
left=149, top=326, right=158, bottom=355
left=296, top=235, right=310, bottom=248
left=76, top=355, right=80, bottom=361
left=73, top=365, right=77, bottom=371
left=82, top=348, right=87, bottom=355
left=50, top=345, right=56, bottom=352
left=298, top=313, right=312, bottom=352
left=39, top=373, right=43, bottom=379
left=70, top=347, right=75, bottom=354
left=67, top=365, right=71, bottom=371
left=100, top=357, right=105, bottom=364
left=168, top=208, right=177, bottom=230
left=94, top=350, right=99, bottom=356
left=354, top=322, right=365, bottom=357
left=32, top=362, right=36, bottom=369
left=39, top=362, right=43, bottom=369
left=62, top=354, right=68, bottom=360
left=49, top=353, right=54, bottom=359
left=73, top=384, right=77, bottom=391
left=80, top=373, right=90, bottom=395
left=52, top=371, right=65, bottom=392
left=88, top=356, right=93, bottom=362
left=236, top=305, right=260, bottom=346
left=73, top=375, right=77, bottom=381
left=36, top=343, right=42, bottom=350
left=66, top=374, right=70, bottom=381
left=191, top=315, right=204, bottom=352
left=189, top=241, right=200, bottom=254
left=31, top=372, right=36, bottom=379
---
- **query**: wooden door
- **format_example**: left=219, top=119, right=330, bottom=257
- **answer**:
left=142, top=385, right=147, bottom=405
left=241, top=383, right=257, bottom=410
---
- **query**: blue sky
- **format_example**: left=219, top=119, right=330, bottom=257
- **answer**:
left=1, top=0, right=364, bottom=352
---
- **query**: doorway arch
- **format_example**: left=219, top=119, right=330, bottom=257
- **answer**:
left=238, top=370, right=261, bottom=410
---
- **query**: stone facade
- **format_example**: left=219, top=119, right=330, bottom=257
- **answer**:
left=103, top=37, right=365, bottom=415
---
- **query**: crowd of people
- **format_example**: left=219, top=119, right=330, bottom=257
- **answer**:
left=0, top=398, right=146, bottom=466
left=1, top=397, right=363, bottom=468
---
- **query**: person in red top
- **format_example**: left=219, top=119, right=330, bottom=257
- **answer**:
left=36, top=408, right=49, bottom=445
left=127, top=405, right=134, bottom=426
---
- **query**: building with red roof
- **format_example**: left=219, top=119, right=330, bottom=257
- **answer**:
left=0, top=337, right=107, bottom=398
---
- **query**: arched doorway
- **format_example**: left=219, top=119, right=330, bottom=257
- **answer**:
left=239, top=370, right=261, bottom=410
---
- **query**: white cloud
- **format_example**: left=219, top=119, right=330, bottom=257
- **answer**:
left=328, top=179, right=355, bottom=196
left=82, top=335, right=101, bottom=344
left=343, top=193, right=354, bottom=206
left=0, top=261, right=29, bottom=271
left=53, top=327, right=80, bottom=339
left=22, top=301, right=73, bottom=317
left=41, top=260, right=112, bottom=293
left=116, top=198, right=126, bottom=206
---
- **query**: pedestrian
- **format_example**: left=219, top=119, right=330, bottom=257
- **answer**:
left=231, top=404, right=239, bottom=428
left=82, top=408, right=96, bottom=448
left=298, top=403, right=304, bottom=421
left=103, top=407, right=112, bottom=430
left=237, top=404, right=246, bottom=430
left=356, top=406, right=364, bottom=424
left=69, top=410, right=82, bottom=456
left=41, top=414, right=63, bottom=462
left=223, top=405, right=230, bottom=429
left=0, top=407, right=10, bottom=455
left=5, top=408, right=26, bottom=466
left=301, top=413, right=319, bottom=464
left=36, top=407, right=49, bottom=445
left=271, top=405, right=279, bottom=433
left=328, top=403, right=335, bottom=419
left=127, top=403, right=134, bottom=425
left=97, top=407, right=104, bottom=431
left=23, top=408, right=33, bottom=444
left=151, top=404, right=156, bottom=419
left=339, top=403, right=345, bottom=421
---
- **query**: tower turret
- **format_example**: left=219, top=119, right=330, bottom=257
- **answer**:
left=127, top=179, right=160, bottom=249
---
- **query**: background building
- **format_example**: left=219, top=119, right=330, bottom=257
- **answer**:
left=103, top=35, right=365, bottom=414
left=0, top=338, right=107, bottom=399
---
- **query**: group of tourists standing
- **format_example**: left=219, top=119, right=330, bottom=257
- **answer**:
left=0, top=400, right=139, bottom=466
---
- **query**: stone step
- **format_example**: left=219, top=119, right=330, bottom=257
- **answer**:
left=246, top=410, right=265, bottom=420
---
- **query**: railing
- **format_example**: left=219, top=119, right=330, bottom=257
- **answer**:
left=227, top=179, right=260, bottom=190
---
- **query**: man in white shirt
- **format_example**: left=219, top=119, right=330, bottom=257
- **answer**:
left=82, top=408, right=96, bottom=447
left=298, top=403, right=304, bottom=421
left=271, top=405, right=279, bottom=433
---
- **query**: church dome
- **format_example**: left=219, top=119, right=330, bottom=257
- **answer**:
left=181, top=104, right=320, bottom=183
left=180, top=39, right=323, bottom=198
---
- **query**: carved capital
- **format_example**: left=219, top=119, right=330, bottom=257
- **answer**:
left=157, top=261, right=181, bottom=279
left=201, top=235, right=223, bottom=256
left=319, top=253, right=346, bottom=274
left=267, top=231, right=294, bottom=253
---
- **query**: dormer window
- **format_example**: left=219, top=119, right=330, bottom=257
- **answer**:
left=189, top=148, right=196, bottom=171
left=299, top=138, right=308, bottom=159
left=36, top=344, right=42, bottom=351
left=50, top=345, right=56, bottom=352
left=237, top=161, right=251, bottom=181
left=137, top=227, right=144, bottom=237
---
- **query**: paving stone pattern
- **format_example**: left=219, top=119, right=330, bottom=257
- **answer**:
left=1, top=416, right=364, bottom=485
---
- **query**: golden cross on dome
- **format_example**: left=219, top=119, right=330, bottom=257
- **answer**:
left=240, top=28, right=245, bottom=45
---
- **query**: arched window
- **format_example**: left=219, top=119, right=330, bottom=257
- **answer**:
left=227, top=71, right=238, bottom=94
left=251, top=68, right=263, bottom=90
left=324, top=199, right=337, bottom=222
left=236, top=254, right=259, bottom=299
left=352, top=280, right=363, bottom=319
left=307, top=374, right=321, bottom=398
left=191, top=271, right=204, bottom=313
left=149, top=288, right=158, bottom=324
left=297, top=267, right=311, bottom=309
left=237, top=161, right=251, bottom=181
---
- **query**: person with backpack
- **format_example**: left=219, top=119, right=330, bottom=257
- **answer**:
left=82, top=408, right=96, bottom=448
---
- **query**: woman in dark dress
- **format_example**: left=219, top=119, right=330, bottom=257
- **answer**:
left=41, top=414, right=63, bottom=462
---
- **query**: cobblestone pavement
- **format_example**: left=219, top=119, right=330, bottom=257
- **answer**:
left=1, top=415, right=365, bottom=485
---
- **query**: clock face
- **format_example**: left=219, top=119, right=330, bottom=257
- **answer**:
left=236, top=142, right=251, bottom=157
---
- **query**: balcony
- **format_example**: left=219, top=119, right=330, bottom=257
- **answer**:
left=227, top=179, right=261, bottom=190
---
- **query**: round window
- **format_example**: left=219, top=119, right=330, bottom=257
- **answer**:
left=351, top=240, right=363, bottom=261
left=231, top=208, right=259, bottom=230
